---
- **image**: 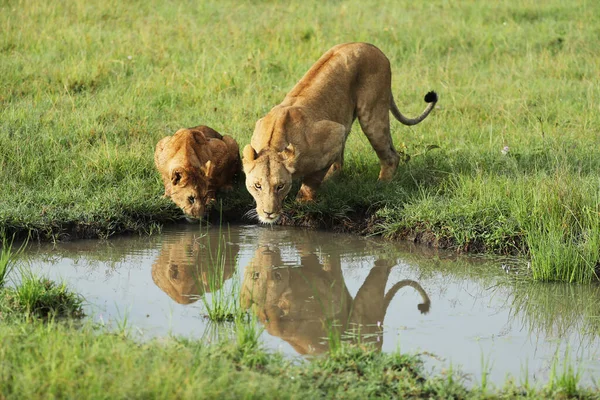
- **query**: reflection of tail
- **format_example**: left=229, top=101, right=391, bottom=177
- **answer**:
left=384, top=280, right=431, bottom=314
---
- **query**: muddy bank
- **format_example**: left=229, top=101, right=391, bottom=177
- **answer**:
left=2, top=204, right=525, bottom=257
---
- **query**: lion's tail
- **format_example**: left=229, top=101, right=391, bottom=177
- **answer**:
left=390, top=91, right=438, bottom=126
left=383, top=279, right=431, bottom=314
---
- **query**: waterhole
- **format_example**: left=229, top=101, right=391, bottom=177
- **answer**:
left=17, top=224, right=600, bottom=387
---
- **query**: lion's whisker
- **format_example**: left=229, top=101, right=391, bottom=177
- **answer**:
left=243, top=208, right=259, bottom=221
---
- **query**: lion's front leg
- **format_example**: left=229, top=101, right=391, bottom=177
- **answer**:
left=323, top=144, right=344, bottom=181
left=296, top=167, right=330, bottom=202
left=307, top=120, right=347, bottom=184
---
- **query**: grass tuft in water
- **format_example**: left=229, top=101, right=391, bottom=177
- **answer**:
left=0, top=271, right=85, bottom=321
left=197, top=221, right=245, bottom=322
left=546, top=348, right=582, bottom=398
left=0, top=235, right=25, bottom=288
left=479, top=351, right=493, bottom=395
left=232, top=313, right=267, bottom=368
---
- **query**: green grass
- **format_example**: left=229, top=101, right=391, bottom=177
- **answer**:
left=0, top=236, right=21, bottom=287
left=1, top=318, right=599, bottom=399
left=2, top=0, right=600, bottom=282
left=547, top=349, right=583, bottom=399
left=197, top=222, right=245, bottom=322
left=0, top=271, right=85, bottom=321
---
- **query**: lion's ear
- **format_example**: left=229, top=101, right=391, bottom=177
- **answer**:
left=254, top=118, right=264, bottom=132
left=279, top=143, right=296, bottom=175
left=242, top=145, right=257, bottom=172
left=170, top=168, right=187, bottom=186
left=201, top=160, right=213, bottom=177
left=190, top=129, right=208, bottom=145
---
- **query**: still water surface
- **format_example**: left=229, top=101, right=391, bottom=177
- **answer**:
left=19, top=224, right=600, bottom=387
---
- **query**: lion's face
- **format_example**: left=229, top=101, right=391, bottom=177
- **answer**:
left=242, top=145, right=295, bottom=224
left=169, top=168, right=214, bottom=219
left=240, top=245, right=291, bottom=311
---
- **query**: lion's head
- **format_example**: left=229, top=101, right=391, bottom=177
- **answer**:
left=151, top=228, right=238, bottom=304
left=242, top=145, right=295, bottom=224
left=240, top=245, right=292, bottom=311
left=168, top=161, right=215, bottom=219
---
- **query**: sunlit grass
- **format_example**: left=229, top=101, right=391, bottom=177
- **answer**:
left=2, top=0, right=600, bottom=282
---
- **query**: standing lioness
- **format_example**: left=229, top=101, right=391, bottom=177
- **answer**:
left=243, top=42, right=438, bottom=224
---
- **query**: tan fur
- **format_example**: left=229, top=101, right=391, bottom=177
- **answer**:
left=154, top=125, right=241, bottom=219
left=151, top=228, right=239, bottom=304
left=243, top=42, right=438, bottom=223
left=240, top=229, right=431, bottom=354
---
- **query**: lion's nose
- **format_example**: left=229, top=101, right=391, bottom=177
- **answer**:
left=263, top=210, right=275, bottom=218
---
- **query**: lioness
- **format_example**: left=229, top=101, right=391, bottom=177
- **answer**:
left=242, top=42, right=437, bottom=223
left=154, top=125, right=241, bottom=219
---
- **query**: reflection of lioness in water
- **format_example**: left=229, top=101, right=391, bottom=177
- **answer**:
left=241, top=244, right=351, bottom=354
left=151, top=229, right=239, bottom=304
left=240, top=230, right=430, bottom=354
left=243, top=42, right=437, bottom=223
left=155, top=125, right=241, bottom=219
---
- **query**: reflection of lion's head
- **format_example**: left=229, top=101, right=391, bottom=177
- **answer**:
left=240, top=245, right=291, bottom=311
left=240, top=239, right=352, bottom=355
left=240, top=227, right=432, bottom=354
left=151, top=229, right=239, bottom=304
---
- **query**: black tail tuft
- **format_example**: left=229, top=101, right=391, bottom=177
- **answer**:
left=424, top=91, right=438, bottom=103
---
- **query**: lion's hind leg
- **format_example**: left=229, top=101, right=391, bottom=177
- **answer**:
left=357, top=103, right=399, bottom=182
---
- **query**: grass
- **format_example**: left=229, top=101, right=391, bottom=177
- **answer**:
left=2, top=0, right=600, bottom=282
left=0, top=238, right=84, bottom=321
left=0, top=272, right=85, bottom=321
left=1, top=318, right=599, bottom=399
left=547, top=349, right=582, bottom=398
left=197, top=223, right=245, bottom=322
left=0, top=236, right=21, bottom=287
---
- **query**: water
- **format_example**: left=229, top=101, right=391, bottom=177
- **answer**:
left=17, top=224, right=600, bottom=387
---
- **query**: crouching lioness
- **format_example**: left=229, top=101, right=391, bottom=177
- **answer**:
left=154, top=125, right=241, bottom=219
left=242, top=42, right=437, bottom=223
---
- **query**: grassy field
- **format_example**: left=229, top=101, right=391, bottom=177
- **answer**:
left=2, top=0, right=600, bottom=282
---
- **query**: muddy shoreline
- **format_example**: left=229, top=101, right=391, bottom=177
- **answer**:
left=3, top=205, right=523, bottom=257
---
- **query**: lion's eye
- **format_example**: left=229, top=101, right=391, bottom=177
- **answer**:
left=276, top=184, right=285, bottom=191
left=188, top=196, right=195, bottom=204
left=254, top=183, right=262, bottom=190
